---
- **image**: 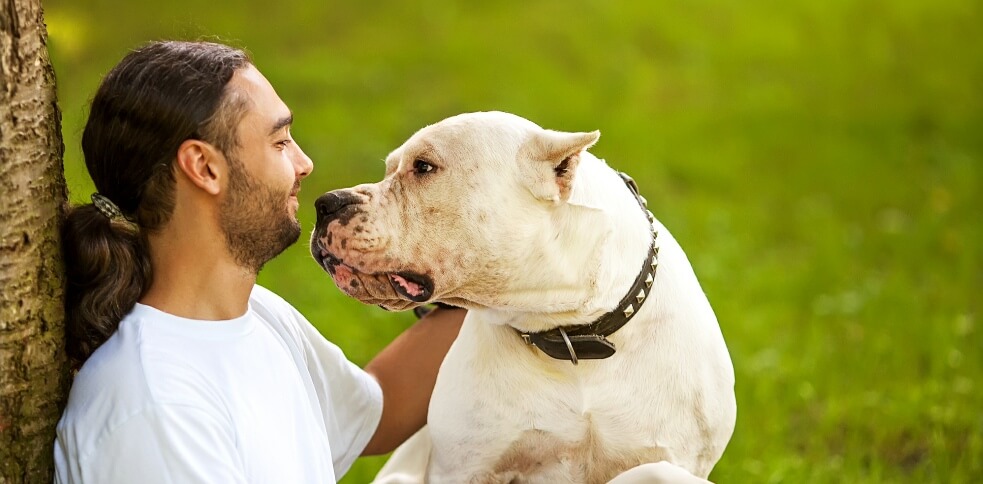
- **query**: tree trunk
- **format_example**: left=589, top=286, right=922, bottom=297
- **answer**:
left=0, top=0, right=70, bottom=482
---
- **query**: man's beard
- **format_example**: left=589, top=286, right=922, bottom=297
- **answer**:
left=219, top=156, right=301, bottom=274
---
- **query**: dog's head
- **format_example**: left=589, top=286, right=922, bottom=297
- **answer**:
left=310, top=111, right=604, bottom=311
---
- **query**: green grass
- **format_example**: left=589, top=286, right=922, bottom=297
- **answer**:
left=45, top=0, right=982, bottom=481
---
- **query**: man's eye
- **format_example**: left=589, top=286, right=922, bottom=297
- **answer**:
left=413, top=159, right=436, bottom=174
left=275, top=139, right=292, bottom=149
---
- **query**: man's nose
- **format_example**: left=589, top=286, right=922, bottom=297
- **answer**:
left=314, top=190, right=360, bottom=226
left=293, top=144, right=314, bottom=179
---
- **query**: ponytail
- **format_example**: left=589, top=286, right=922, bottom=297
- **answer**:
left=60, top=204, right=151, bottom=365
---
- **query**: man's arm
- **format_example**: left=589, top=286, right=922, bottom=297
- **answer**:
left=361, top=306, right=466, bottom=455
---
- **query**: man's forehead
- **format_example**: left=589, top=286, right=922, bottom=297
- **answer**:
left=230, top=64, right=271, bottom=93
left=229, top=65, right=291, bottom=128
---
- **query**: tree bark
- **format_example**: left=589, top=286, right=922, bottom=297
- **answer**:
left=0, top=0, right=70, bottom=482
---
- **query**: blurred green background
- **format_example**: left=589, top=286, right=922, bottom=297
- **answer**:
left=44, top=0, right=981, bottom=482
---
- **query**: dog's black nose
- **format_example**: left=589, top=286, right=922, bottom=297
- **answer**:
left=315, top=190, right=359, bottom=225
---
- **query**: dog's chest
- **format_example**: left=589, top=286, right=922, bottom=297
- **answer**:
left=428, top=388, right=670, bottom=483
left=465, top=420, right=670, bottom=484
left=426, top=319, right=677, bottom=483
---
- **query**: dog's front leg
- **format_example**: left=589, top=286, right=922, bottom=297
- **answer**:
left=606, top=461, right=713, bottom=484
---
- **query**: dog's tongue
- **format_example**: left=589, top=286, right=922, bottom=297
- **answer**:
left=389, top=273, right=424, bottom=297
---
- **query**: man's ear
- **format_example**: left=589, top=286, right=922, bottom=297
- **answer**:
left=175, top=139, right=224, bottom=195
left=520, top=129, right=600, bottom=203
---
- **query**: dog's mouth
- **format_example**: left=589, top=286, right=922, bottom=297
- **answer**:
left=313, top=242, right=434, bottom=304
left=386, top=272, right=434, bottom=302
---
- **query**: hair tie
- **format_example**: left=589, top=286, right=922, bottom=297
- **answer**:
left=90, top=193, right=126, bottom=220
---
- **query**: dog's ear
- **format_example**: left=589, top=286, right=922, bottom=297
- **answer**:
left=521, top=129, right=600, bottom=203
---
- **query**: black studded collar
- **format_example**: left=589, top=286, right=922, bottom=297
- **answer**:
left=517, top=172, right=659, bottom=364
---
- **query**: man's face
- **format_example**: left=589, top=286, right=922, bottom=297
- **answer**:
left=218, top=65, right=313, bottom=272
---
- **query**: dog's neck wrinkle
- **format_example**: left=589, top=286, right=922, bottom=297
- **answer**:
left=477, top=154, right=654, bottom=333
left=570, top=153, right=654, bottom=310
left=469, top=206, right=608, bottom=324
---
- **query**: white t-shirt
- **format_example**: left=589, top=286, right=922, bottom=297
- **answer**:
left=54, top=285, right=383, bottom=483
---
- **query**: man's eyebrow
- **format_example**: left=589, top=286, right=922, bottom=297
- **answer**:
left=269, top=113, right=293, bottom=136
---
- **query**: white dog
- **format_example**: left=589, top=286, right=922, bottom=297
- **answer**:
left=310, top=112, right=736, bottom=483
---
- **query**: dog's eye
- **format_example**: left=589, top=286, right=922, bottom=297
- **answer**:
left=413, top=159, right=436, bottom=175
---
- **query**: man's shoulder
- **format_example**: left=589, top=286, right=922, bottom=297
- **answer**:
left=247, top=285, right=349, bottom=370
left=71, top=334, right=203, bottom=398
left=63, top=310, right=230, bottom=426
left=58, top=329, right=215, bottom=459
left=67, top=327, right=151, bottom=412
left=248, top=284, right=311, bottom=344
left=249, top=284, right=295, bottom=313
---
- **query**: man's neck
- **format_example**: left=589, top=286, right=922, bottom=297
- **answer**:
left=139, top=224, right=256, bottom=322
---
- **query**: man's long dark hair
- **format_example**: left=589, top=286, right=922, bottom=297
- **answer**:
left=61, top=41, right=250, bottom=366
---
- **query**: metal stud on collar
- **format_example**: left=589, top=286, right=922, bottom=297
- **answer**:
left=623, top=304, right=635, bottom=318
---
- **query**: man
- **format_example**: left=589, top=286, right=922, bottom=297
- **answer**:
left=55, top=40, right=464, bottom=483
